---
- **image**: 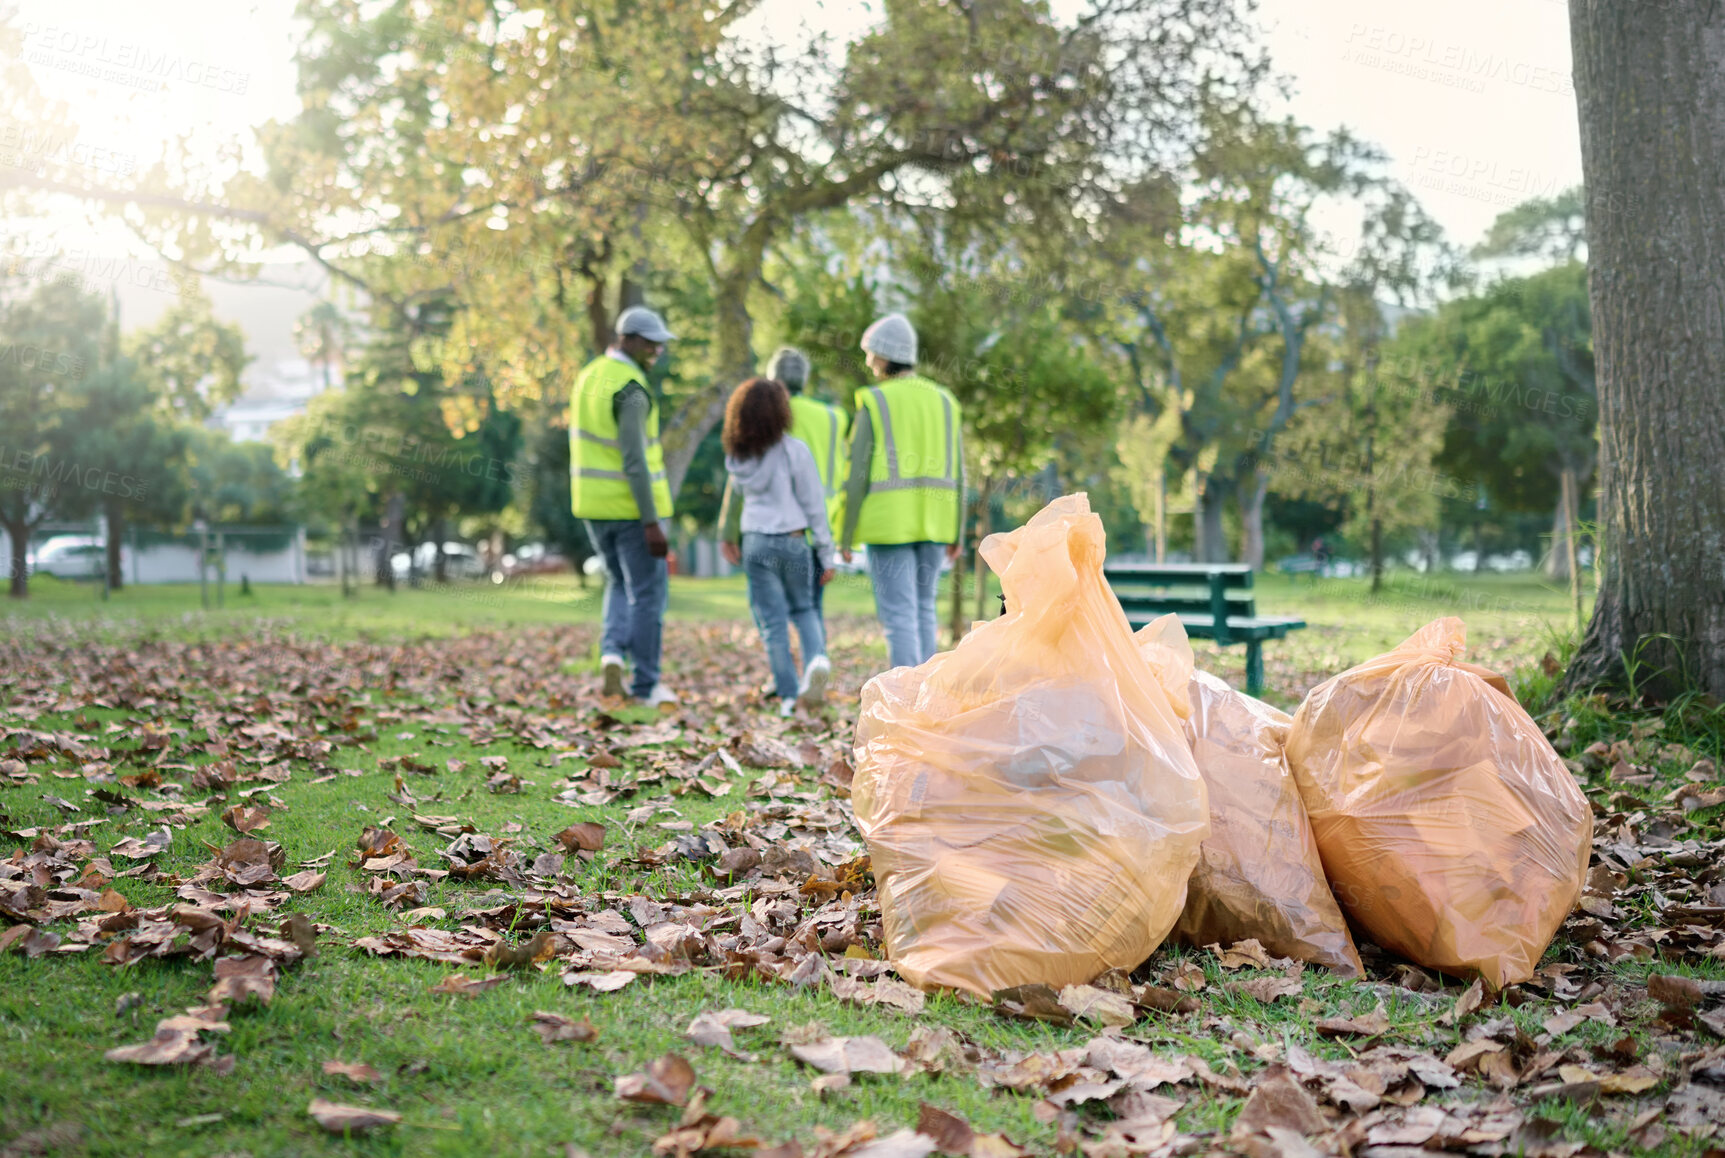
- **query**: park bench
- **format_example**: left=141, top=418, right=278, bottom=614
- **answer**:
left=1102, top=562, right=1306, bottom=697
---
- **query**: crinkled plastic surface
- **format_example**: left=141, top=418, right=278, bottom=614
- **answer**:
left=1134, top=616, right=1363, bottom=975
left=852, top=495, right=1209, bottom=997
left=1285, top=617, right=1592, bottom=988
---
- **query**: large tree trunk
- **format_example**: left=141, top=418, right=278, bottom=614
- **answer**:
left=4, top=517, right=26, bottom=599
left=105, top=498, right=125, bottom=591
left=1564, top=0, right=1725, bottom=699
left=1239, top=468, right=1268, bottom=569
left=661, top=271, right=755, bottom=498
left=1197, top=474, right=1232, bottom=563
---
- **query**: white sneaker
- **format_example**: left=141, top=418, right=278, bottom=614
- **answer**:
left=600, top=653, right=626, bottom=697
left=779, top=698, right=796, bottom=718
left=797, top=655, right=831, bottom=710
left=639, top=684, right=678, bottom=709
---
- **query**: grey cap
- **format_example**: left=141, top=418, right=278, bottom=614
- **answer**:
left=616, top=305, right=675, bottom=342
left=860, top=313, right=917, bottom=364
left=765, top=346, right=810, bottom=392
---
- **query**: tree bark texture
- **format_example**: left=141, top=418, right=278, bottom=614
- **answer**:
left=1565, top=0, right=1725, bottom=699
left=1239, top=468, right=1268, bottom=570
left=105, top=498, right=125, bottom=591
left=5, top=519, right=26, bottom=598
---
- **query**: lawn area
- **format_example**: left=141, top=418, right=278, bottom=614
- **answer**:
left=9, top=563, right=1722, bottom=1158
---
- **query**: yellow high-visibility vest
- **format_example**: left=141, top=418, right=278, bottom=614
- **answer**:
left=851, top=374, right=961, bottom=545
left=569, top=355, right=675, bottom=520
left=789, top=393, right=847, bottom=531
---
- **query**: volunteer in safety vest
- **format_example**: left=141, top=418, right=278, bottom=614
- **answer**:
left=571, top=306, right=678, bottom=707
left=718, top=346, right=847, bottom=614
left=839, top=313, right=964, bottom=669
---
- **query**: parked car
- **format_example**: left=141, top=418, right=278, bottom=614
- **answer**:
left=29, top=536, right=106, bottom=579
left=491, top=542, right=571, bottom=583
left=390, top=541, right=487, bottom=582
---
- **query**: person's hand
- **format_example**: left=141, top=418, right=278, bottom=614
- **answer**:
left=841, top=549, right=853, bottom=564
left=945, top=542, right=961, bottom=562
left=721, top=541, right=741, bottom=565
left=644, top=522, right=669, bottom=559
left=819, top=568, right=834, bottom=586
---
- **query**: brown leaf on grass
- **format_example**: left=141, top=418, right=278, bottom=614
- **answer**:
left=281, top=870, right=326, bottom=893
left=354, top=826, right=404, bottom=861
left=829, top=973, right=926, bottom=1016
left=1169, top=961, right=1207, bottom=992
left=429, top=974, right=504, bottom=997
left=221, top=804, right=270, bottom=833
left=991, top=984, right=1075, bottom=1026
left=1230, top=1067, right=1328, bottom=1139
left=686, top=1009, right=772, bottom=1057
left=483, top=932, right=556, bottom=970
left=556, top=822, right=606, bottom=852
left=1438, top=979, right=1486, bottom=1027
left=109, top=828, right=171, bottom=858
left=1649, top=973, right=1704, bottom=1012
left=208, top=955, right=276, bottom=1005
left=615, top=1053, right=696, bottom=1105
left=1212, top=939, right=1272, bottom=970
left=1229, top=976, right=1303, bottom=1004
left=789, top=1036, right=906, bottom=1076
left=916, top=1105, right=1027, bottom=1157
left=1315, top=1004, right=1390, bottom=1038
left=323, top=1059, right=383, bottom=1083
left=486, top=772, right=522, bottom=794
left=651, top=1091, right=764, bottom=1156
left=307, top=1098, right=401, bottom=1133
left=1056, top=985, right=1136, bottom=1028
left=564, top=969, right=636, bottom=992
left=530, top=1010, right=599, bottom=1045
left=105, top=1012, right=227, bottom=1066
left=281, top=912, right=318, bottom=957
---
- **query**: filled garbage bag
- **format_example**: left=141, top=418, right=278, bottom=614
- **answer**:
left=1285, top=617, right=1592, bottom=988
left=852, top=494, right=1209, bottom=997
left=1134, top=615, right=1363, bottom=976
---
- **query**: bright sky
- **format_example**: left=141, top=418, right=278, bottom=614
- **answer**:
left=5, top=0, right=1583, bottom=295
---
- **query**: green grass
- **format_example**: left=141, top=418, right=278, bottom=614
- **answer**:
left=12, top=564, right=1709, bottom=1158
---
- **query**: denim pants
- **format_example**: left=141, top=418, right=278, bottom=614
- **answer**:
left=585, top=518, right=668, bottom=697
left=742, top=531, right=826, bottom=701
left=867, top=541, right=944, bottom=669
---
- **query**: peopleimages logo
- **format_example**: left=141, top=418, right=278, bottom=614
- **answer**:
left=18, top=24, right=250, bottom=95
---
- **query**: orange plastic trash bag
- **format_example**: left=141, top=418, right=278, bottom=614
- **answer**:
left=851, top=494, right=1209, bottom=997
left=1285, top=617, right=1592, bottom=988
left=1134, top=615, right=1363, bottom=976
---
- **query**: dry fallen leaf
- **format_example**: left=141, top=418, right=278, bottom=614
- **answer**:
left=564, top=969, right=636, bottom=992
left=686, top=1009, right=771, bottom=1057
left=788, top=1036, right=906, bottom=1076
left=615, top=1053, right=696, bottom=1106
left=281, top=869, right=326, bottom=893
left=1315, top=1004, right=1391, bottom=1038
left=429, top=974, right=505, bottom=997
left=530, top=1010, right=599, bottom=1045
left=1057, top=984, right=1136, bottom=1028
left=307, top=1098, right=401, bottom=1133
left=556, top=822, right=606, bottom=852
left=1229, top=976, right=1303, bottom=1004
left=322, top=1059, right=383, bottom=1083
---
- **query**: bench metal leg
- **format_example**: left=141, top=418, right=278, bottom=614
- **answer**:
left=1245, top=641, right=1264, bottom=697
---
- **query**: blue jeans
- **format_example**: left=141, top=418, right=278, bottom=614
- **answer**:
left=743, top=531, right=825, bottom=701
left=867, top=541, right=944, bottom=669
left=586, top=518, right=668, bottom=697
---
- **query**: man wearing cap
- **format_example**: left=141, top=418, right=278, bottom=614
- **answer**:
left=840, top=313, right=965, bottom=669
left=571, top=306, right=678, bottom=706
left=718, top=346, right=847, bottom=615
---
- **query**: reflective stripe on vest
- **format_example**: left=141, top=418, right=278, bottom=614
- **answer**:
left=570, top=356, right=675, bottom=519
left=850, top=375, right=961, bottom=545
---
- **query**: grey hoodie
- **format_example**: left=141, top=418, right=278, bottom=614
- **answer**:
left=725, top=436, right=835, bottom=571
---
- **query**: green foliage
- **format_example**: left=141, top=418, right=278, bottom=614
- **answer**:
left=1472, top=185, right=1586, bottom=264
left=121, top=287, right=249, bottom=422
left=1389, top=263, right=1596, bottom=514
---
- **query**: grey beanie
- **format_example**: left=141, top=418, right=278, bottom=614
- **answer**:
left=765, top=346, right=810, bottom=392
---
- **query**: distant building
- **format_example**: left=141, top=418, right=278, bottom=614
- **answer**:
left=208, top=354, right=340, bottom=443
